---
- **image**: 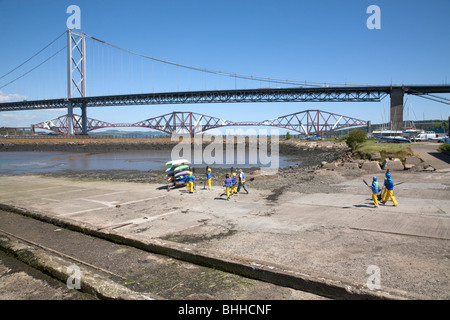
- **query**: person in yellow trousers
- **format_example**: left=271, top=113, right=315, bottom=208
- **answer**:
left=231, top=173, right=238, bottom=196
left=381, top=173, right=398, bottom=206
left=206, top=168, right=212, bottom=190
left=184, top=171, right=195, bottom=193
left=367, top=176, right=379, bottom=208
left=223, top=174, right=232, bottom=200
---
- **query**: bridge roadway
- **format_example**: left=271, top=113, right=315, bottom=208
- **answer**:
left=0, top=86, right=389, bottom=111
left=1, top=85, right=449, bottom=111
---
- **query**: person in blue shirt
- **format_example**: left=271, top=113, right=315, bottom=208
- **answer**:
left=381, top=173, right=398, bottom=206
left=223, top=174, right=232, bottom=200
left=367, top=176, right=379, bottom=208
left=184, top=171, right=195, bottom=193
left=206, top=168, right=212, bottom=190
left=231, top=173, right=237, bottom=196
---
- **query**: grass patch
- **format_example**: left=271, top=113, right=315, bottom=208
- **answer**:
left=353, top=139, right=414, bottom=161
left=438, top=143, right=450, bottom=155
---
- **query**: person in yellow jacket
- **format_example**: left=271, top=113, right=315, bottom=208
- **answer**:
left=237, top=169, right=249, bottom=194
left=231, top=173, right=237, bottom=195
left=184, top=171, right=195, bottom=193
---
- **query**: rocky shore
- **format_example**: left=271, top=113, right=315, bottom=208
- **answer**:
left=0, top=137, right=346, bottom=153
left=0, top=137, right=178, bottom=152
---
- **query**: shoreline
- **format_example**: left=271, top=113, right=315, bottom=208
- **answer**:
left=0, top=137, right=351, bottom=192
left=0, top=137, right=349, bottom=153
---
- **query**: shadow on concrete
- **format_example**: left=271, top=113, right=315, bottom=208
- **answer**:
left=214, top=197, right=228, bottom=201
left=157, top=185, right=186, bottom=191
left=429, top=152, right=450, bottom=165
left=353, top=204, right=375, bottom=208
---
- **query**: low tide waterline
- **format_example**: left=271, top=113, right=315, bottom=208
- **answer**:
left=0, top=150, right=301, bottom=175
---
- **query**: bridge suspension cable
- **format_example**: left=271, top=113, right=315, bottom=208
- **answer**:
left=85, top=33, right=370, bottom=88
left=0, top=29, right=382, bottom=96
left=0, top=31, right=66, bottom=81
left=0, top=47, right=66, bottom=90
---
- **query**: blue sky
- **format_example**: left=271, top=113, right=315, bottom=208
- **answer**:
left=0, top=0, right=449, bottom=132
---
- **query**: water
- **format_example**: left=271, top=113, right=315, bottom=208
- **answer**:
left=0, top=151, right=301, bottom=175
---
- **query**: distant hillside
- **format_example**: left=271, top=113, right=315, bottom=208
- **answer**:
left=88, top=130, right=167, bottom=137
left=373, top=119, right=449, bottom=133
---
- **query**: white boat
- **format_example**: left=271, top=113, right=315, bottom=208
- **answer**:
left=372, top=130, right=404, bottom=138
left=377, top=136, right=411, bottom=143
left=402, top=128, right=422, bottom=139
left=372, top=130, right=411, bottom=143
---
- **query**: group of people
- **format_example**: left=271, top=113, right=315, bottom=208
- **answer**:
left=184, top=167, right=398, bottom=206
left=181, top=168, right=249, bottom=200
left=222, top=169, right=249, bottom=200
left=368, top=171, right=398, bottom=208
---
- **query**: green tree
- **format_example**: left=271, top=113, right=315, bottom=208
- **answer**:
left=346, top=129, right=367, bottom=149
left=285, top=132, right=292, bottom=140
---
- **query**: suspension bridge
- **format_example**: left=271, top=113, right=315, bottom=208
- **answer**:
left=1, top=29, right=449, bottom=136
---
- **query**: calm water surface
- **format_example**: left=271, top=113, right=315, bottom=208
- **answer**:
left=0, top=151, right=300, bottom=175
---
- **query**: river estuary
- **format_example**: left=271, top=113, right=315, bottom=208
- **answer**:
left=0, top=150, right=301, bottom=175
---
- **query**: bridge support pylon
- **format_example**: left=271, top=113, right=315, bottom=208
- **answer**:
left=390, top=86, right=404, bottom=131
left=67, top=29, right=87, bottom=135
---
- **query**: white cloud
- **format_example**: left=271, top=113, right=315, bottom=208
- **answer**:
left=0, top=90, right=66, bottom=127
left=0, top=90, right=27, bottom=103
left=0, top=113, right=35, bottom=127
left=0, top=110, right=64, bottom=127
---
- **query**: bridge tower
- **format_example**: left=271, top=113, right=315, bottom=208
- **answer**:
left=67, top=29, right=87, bottom=135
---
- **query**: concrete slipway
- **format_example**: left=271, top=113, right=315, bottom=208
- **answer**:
left=0, top=146, right=449, bottom=300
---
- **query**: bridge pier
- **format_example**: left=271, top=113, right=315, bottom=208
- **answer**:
left=81, top=103, right=87, bottom=135
left=67, top=102, right=74, bottom=135
left=390, top=86, right=404, bottom=131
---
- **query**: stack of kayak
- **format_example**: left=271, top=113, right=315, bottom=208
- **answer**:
left=165, top=159, right=191, bottom=184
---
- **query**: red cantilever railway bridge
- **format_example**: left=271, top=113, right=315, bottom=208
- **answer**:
left=32, top=110, right=368, bottom=136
